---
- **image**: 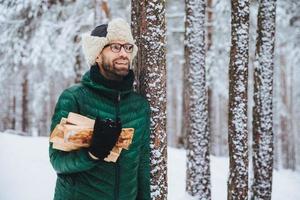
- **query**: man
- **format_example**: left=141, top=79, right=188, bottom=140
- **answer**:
left=49, top=18, right=151, bottom=200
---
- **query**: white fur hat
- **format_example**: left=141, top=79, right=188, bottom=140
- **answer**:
left=81, top=18, right=138, bottom=66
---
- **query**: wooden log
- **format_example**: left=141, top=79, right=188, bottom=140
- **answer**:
left=67, top=112, right=95, bottom=127
left=49, top=112, right=135, bottom=162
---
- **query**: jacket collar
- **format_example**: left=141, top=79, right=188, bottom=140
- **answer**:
left=81, top=64, right=134, bottom=100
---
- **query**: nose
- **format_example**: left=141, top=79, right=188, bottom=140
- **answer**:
left=118, top=46, right=128, bottom=57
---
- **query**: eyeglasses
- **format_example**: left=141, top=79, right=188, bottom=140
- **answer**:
left=104, top=43, right=134, bottom=53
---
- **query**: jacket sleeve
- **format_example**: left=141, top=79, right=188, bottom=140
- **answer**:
left=137, top=105, right=151, bottom=200
left=49, top=89, right=98, bottom=174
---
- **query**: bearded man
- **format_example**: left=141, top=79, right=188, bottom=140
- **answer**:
left=49, top=18, right=151, bottom=200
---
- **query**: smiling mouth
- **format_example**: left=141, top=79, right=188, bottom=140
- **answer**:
left=114, top=57, right=129, bottom=65
left=115, top=62, right=128, bottom=65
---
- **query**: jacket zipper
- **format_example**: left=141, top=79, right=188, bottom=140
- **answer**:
left=115, top=160, right=120, bottom=200
left=115, top=92, right=120, bottom=120
left=114, top=92, right=121, bottom=200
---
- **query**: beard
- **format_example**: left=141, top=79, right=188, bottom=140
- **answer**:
left=101, top=56, right=130, bottom=79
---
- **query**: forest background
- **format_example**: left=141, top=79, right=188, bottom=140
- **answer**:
left=0, top=0, right=299, bottom=199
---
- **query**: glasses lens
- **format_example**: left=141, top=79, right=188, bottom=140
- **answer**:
left=110, top=44, right=122, bottom=52
left=109, top=43, right=133, bottom=53
left=124, top=44, right=134, bottom=53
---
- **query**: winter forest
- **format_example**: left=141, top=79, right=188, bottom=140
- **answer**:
left=0, top=0, right=299, bottom=200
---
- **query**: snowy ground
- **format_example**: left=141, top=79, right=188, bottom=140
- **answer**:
left=0, top=132, right=299, bottom=200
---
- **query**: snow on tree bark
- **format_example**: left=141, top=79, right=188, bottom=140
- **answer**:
left=251, top=1, right=277, bottom=199
left=131, top=0, right=168, bottom=199
left=184, top=0, right=211, bottom=199
left=227, top=0, right=250, bottom=200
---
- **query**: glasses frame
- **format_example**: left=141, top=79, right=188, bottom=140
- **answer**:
left=104, top=43, right=134, bottom=53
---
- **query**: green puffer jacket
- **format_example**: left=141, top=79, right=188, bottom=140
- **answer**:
left=49, top=66, right=151, bottom=200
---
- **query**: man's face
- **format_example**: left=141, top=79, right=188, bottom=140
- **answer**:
left=96, top=40, right=133, bottom=80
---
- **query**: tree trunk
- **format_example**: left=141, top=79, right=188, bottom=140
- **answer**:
left=206, top=0, right=213, bottom=51
left=184, top=0, right=211, bottom=199
left=288, top=64, right=296, bottom=170
left=181, top=28, right=190, bottom=148
left=278, top=61, right=293, bottom=169
left=131, top=1, right=168, bottom=199
left=22, top=74, right=29, bottom=133
left=12, top=95, right=16, bottom=130
left=227, top=0, right=250, bottom=200
left=251, top=0, right=277, bottom=199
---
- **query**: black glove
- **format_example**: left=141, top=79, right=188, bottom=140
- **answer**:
left=89, top=117, right=122, bottom=160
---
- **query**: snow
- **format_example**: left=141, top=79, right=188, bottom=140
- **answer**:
left=0, top=133, right=56, bottom=200
left=0, top=132, right=299, bottom=200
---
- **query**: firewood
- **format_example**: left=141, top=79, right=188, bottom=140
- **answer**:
left=49, top=113, right=135, bottom=163
left=104, top=147, right=123, bottom=162
left=66, top=112, right=95, bottom=128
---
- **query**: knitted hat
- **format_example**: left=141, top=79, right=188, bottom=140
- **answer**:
left=81, top=18, right=138, bottom=66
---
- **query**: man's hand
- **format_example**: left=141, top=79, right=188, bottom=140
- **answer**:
left=89, top=117, right=122, bottom=160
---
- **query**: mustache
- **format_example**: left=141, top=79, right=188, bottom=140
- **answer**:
left=113, top=57, right=130, bottom=63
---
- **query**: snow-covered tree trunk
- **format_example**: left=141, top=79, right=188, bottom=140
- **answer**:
left=251, top=0, right=276, bottom=199
left=184, top=0, right=211, bottom=199
left=227, top=0, right=250, bottom=200
left=131, top=0, right=168, bottom=199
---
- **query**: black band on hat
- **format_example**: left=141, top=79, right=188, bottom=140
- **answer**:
left=91, top=24, right=108, bottom=37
